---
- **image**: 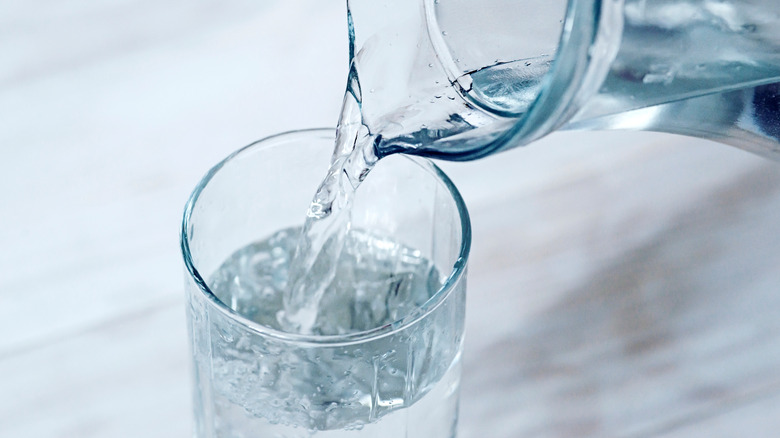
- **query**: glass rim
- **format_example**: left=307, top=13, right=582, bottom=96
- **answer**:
left=180, top=128, right=471, bottom=346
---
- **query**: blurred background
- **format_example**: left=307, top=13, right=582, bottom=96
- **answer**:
left=2, top=1, right=780, bottom=437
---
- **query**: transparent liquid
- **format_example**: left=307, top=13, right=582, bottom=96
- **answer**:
left=279, top=84, right=380, bottom=334
left=207, top=362, right=460, bottom=438
left=213, top=228, right=443, bottom=335
left=204, top=228, right=462, bottom=437
left=458, top=1, right=780, bottom=118
left=579, top=0, right=780, bottom=121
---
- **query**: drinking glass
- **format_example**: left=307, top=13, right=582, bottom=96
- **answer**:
left=180, top=129, right=470, bottom=437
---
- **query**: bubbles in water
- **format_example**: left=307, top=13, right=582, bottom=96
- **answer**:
left=211, top=227, right=443, bottom=335
left=204, top=230, right=460, bottom=432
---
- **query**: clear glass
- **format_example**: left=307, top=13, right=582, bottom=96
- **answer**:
left=345, top=0, right=780, bottom=160
left=473, top=0, right=780, bottom=159
left=181, top=129, right=471, bottom=437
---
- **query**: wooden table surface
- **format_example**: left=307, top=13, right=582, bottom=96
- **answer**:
left=3, top=1, right=780, bottom=437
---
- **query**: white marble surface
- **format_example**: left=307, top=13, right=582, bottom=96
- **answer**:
left=2, top=1, right=780, bottom=437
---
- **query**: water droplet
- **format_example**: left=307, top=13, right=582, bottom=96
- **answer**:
left=369, top=88, right=375, bottom=93
left=428, top=63, right=433, bottom=68
left=441, top=31, right=448, bottom=36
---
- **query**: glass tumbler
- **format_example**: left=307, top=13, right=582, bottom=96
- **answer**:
left=181, top=129, right=470, bottom=437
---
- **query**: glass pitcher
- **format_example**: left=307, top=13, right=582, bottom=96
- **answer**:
left=345, top=0, right=780, bottom=161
